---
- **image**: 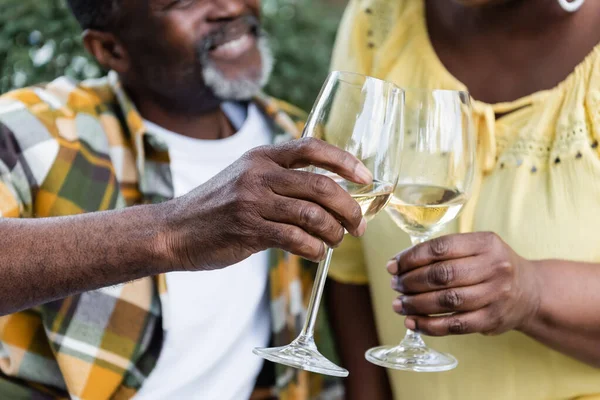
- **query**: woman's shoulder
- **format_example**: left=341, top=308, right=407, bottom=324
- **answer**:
left=331, top=0, right=423, bottom=76
left=341, top=0, right=418, bottom=40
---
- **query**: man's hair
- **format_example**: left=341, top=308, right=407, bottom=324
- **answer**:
left=66, top=0, right=120, bottom=30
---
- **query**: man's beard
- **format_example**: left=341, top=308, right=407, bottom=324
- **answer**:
left=200, top=33, right=274, bottom=101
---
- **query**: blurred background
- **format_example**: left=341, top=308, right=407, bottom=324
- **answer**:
left=0, top=0, right=347, bottom=111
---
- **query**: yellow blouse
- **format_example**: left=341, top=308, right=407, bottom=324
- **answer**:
left=328, top=1, right=600, bottom=399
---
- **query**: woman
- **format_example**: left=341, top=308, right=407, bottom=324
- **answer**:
left=326, top=0, right=600, bottom=399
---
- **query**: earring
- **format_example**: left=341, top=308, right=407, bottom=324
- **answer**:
left=557, top=0, right=585, bottom=12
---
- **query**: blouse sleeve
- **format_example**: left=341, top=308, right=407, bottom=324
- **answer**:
left=328, top=234, right=369, bottom=285
left=330, top=0, right=411, bottom=76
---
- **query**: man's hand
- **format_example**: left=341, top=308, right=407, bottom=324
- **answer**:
left=161, top=137, right=372, bottom=271
left=387, top=232, right=541, bottom=336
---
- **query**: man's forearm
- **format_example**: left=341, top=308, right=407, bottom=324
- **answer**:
left=518, top=260, right=600, bottom=368
left=0, top=203, right=170, bottom=316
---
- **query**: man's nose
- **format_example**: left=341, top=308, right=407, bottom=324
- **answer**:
left=209, top=0, right=246, bottom=20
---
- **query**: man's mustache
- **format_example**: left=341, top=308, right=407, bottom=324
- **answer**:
left=197, top=15, right=261, bottom=59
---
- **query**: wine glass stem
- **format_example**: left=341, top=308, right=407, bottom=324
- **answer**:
left=299, top=247, right=334, bottom=339
left=400, top=235, right=431, bottom=348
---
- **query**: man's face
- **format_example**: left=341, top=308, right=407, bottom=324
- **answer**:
left=119, top=0, right=272, bottom=108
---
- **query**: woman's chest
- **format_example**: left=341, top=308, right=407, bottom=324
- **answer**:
left=474, top=145, right=600, bottom=262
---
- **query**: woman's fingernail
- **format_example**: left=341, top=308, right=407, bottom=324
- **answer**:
left=392, top=298, right=403, bottom=313
left=405, top=318, right=416, bottom=330
left=387, top=259, right=398, bottom=274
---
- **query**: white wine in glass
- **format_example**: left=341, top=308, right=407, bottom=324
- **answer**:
left=326, top=175, right=395, bottom=221
left=253, top=71, right=404, bottom=377
left=387, top=183, right=466, bottom=237
left=366, top=88, right=475, bottom=372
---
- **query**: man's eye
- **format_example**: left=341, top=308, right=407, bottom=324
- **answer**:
left=165, top=0, right=195, bottom=10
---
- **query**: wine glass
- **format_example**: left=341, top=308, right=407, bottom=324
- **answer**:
left=253, top=71, right=404, bottom=377
left=365, top=88, right=475, bottom=372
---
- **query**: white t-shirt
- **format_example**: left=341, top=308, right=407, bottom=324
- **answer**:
left=135, top=103, right=272, bottom=400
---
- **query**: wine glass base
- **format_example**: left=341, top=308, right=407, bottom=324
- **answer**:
left=253, top=339, right=349, bottom=377
left=366, top=344, right=458, bottom=372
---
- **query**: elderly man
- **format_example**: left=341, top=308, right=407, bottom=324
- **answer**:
left=0, top=0, right=368, bottom=398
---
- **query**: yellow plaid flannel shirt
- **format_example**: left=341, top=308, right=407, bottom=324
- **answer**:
left=0, top=72, right=341, bottom=399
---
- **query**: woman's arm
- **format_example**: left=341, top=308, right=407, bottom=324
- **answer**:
left=518, top=259, right=600, bottom=367
left=327, top=280, right=393, bottom=400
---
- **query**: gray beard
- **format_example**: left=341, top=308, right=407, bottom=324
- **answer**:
left=201, top=36, right=274, bottom=101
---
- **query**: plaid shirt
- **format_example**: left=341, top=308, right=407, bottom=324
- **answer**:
left=0, top=72, right=340, bottom=400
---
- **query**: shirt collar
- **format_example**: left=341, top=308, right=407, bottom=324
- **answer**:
left=107, top=71, right=304, bottom=181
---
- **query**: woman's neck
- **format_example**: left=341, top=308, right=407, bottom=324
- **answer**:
left=426, top=0, right=600, bottom=103
left=438, top=0, right=570, bottom=36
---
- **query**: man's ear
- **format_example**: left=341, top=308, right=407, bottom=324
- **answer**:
left=82, top=29, right=130, bottom=74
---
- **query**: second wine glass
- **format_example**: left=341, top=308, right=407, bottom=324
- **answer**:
left=365, top=88, right=475, bottom=372
left=253, top=71, right=404, bottom=377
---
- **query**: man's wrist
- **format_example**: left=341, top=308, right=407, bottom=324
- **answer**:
left=144, top=201, right=180, bottom=274
left=118, top=201, right=180, bottom=276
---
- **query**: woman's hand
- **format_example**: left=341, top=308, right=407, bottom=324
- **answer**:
left=387, top=232, right=541, bottom=336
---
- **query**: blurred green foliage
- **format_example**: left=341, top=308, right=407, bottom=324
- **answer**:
left=0, top=0, right=344, bottom=111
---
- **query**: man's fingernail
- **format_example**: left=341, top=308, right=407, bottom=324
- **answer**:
left=392, top=298, right=403, bottom=314
left=319, top=243, right=327, bottom=260
left=405, top=318, right=416, bottom=330
left=356, top=164, right=373, bottom=183
left=357, top=217, right=367, bottom=236
left=387, top=259, right=398, bottom=274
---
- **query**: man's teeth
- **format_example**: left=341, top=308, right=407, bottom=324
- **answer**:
left=215, top=35, right=249, bottom=51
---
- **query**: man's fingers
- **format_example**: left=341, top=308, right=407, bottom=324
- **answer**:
left=266, top=137, right=373, bottom=184
left=264, top=221, right=326, bottom=262
left=266, top=169, right=366, bottom=237
left=261, top=195, right=346, bottom=248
